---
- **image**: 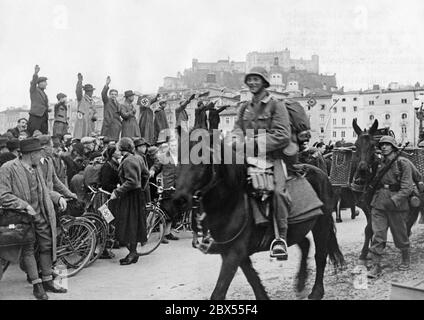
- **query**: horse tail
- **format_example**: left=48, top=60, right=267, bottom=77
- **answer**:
left=327, top=215, right=345, bottom=269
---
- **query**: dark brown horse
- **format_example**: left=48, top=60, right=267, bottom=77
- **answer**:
left=174, top=137, right=344, bottom=300
left=350, top=119, right=420, bottom=260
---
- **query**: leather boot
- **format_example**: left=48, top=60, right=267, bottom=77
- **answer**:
left=399, top=249, right=410, bottom=270
left=33, top=283, right=49, bottom=300
left=367, top=263, right=382, bottom=279
left=43, top=280, right=67, bottom=293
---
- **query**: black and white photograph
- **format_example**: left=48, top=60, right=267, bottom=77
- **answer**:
left=1, top=0, right=424, bottom=304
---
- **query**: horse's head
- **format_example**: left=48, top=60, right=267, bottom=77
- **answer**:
left=173, top=130, right=246, bottom=211
left=351, top=118, right=379, bottom=190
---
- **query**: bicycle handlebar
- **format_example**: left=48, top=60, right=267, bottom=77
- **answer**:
left=87, top=185, right=112, bottom=196
left=149, top=182, right=175, bottom=192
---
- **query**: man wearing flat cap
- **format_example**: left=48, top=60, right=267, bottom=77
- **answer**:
left=120, top=90, right=140, bottom=138
left=7, top=118, right=30, bottom=140
left=0, top=138, right=67, bottom=299
left=154, top=99, right=170, bottom=144
left=73, top=73, right=98, bottom=139
left=53, top=93, right=69, bottom=140
left=101, top=76, right=122, bottom=141
left=28, top=65, right=49, bottom=136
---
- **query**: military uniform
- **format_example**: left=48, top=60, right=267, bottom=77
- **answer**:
left=368, top=136, right=414, bottom=277
left=232, top=89, right=293, bottom=249
left=370, top=156, right=414, bottom=256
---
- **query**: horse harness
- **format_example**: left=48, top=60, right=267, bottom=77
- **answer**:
left=192, top=163, right=250, bottom=254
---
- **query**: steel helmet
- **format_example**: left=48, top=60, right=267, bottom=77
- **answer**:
left=244, top=67, right=270, bottom=88
left=379, top=135, right=398, bottom=150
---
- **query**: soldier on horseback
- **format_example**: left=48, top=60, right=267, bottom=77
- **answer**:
left=232, top=66, right=299, bottom=260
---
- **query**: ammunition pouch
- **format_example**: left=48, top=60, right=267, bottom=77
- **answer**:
left=246, top=157, right=274, bottom=202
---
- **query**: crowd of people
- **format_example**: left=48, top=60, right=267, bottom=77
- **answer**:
left=0, top=64, right=420, bottom=300
left=0, top=65, right=231, bottom=300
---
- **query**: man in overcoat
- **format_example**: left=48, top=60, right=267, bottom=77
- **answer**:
left=120, top=90, right=140, bottom=138
left=73, top=73, right=97, bottom=139
left=7, top=118, right=29, bottom=140
left=0, top=138, right=67, bottom=300
left=28, top=65, right=49, bottom=135
left=100, top=76, right=122, bottom=141
left=138, top=94, right=159, bottom=145
left=153, top=99, right=170, bottom=144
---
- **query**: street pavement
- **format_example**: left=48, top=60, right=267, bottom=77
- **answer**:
left=0, top=211, right=411, bottom=300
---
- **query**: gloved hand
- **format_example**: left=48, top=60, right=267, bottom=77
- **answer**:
left=381, top=198, right=397, bottom=211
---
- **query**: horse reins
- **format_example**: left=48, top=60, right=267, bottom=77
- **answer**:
left=192, top=163, right=250, bottom=248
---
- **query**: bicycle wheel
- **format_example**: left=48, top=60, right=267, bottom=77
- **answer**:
left=83, top=213, right=108, bottom=267
left=137, top=205, right=166, bottom=256
left=55, top=217, right=96, bottom=278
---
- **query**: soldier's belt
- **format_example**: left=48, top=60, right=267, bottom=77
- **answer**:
left=376, top=183, right=401, bottom=192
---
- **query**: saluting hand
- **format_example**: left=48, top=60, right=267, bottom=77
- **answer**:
left=106, top=76, right=111, bottom=85
left=78, top=73, right=83, bottom=81
left=34, top=65, right=40, bottom=74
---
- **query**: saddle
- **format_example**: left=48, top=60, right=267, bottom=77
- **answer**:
left=246, top=158, right=323, bottom=226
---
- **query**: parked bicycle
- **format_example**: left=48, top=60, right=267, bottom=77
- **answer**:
left=0, top=206, right=97, bottom=278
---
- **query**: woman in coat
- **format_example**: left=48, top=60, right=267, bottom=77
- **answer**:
left=110, top=138, right=149, bottom=265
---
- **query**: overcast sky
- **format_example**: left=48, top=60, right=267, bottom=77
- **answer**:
left=1, top=0, right=424, bottom=109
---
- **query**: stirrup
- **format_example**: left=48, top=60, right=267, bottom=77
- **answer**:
left=270, top=238, right=288, bottom=260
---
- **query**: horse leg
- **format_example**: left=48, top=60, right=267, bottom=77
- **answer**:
left=239, top=257, right=269, bottom=300
left=350, top=206, right=358, bottom=219
left=359, top=212, right=373, bottom=261
left=336, top=199, right=342, bottom=223
left=210, top=250, right=243, bottom=300
left=309, top=219, right=329, bottom=300
left=296, top=237, right=310, bottom=293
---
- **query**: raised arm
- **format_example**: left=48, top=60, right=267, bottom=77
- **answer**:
left=102, top=76, right=111, bottom=105
left=30, top=65, right=40, bottom=94
left=76, top=73, right=83, bottom=102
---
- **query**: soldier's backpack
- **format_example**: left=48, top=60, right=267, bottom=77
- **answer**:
left=239, top=98, right=310, bottom=139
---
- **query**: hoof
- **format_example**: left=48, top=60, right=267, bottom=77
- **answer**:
left=308, top=290, right=324, bottom=300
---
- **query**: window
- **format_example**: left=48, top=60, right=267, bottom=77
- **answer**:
left=385, top=114, right=390, bottom=120
left=353, top=97, right=358, bottom=101
left=401, top=98, right=407, bottom=104
left=333, top=119, right=336, bottom=125
left=369, top=114, right=374, bottom=121
left=401, top=113, right=407, bottom=119
left=333, top=131, right=337, bottom=138
left=225, top=117, right=230, bottom=124
left=342, top=106, right=346, bottom=112
left=401, top=126, right=407, bottom=134
left=342, top=98, right=346, bottom=102
left=320, top=127, right=324, bottom=133
left=385, top=100, right=390, bottom=105
left=369, top=101, right=374, bottom=105
left=320, top=104, right=325, bottom=110
left=341, top=131, right=346, bottom=138
left=320, top=115, right=325, bottom=122
left=333, top=107, right=337, bottom=113
left=342, top=118, right=346, bottom=125
left=353, top=106, right=358, bottom=112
